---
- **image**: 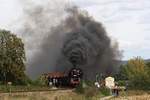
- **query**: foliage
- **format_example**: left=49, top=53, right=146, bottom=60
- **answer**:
left=100, top=87, right=110, bottom=96
left=117, top=80, right=126, bottom=86
left=75, top=80, right=85, bottom=94
left=75, top=80, right=110, bottom=100
left=32, top=75, right=48, bottom=86
left=75, top=80, right=98, bottom=98
left=114, top=65, right=128, bottom=81
left=122, top=57, right=150, bottom=90
left=0, top=29, right=26, bottom=85
left=146, top=62, right=150, bottom=68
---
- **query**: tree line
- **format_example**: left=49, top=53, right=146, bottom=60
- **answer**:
left=115, top=57, right=150, bottom=90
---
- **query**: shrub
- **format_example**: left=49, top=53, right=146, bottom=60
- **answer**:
left=75, top=81, right=85, bottom=94
left=118, top=80, right=126, bottom=86
left=100, top=87, right=110, bottom=96
left=31, top=75, right=48, bottom=86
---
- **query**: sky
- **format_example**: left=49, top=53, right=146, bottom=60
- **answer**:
left=0, top=0, right=150, bottom=60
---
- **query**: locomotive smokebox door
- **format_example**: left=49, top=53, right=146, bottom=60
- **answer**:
left=69, top=68, right=83, bottom=86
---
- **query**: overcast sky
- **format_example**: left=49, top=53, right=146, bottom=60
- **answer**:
left=0, top=0, right=150, bottom=60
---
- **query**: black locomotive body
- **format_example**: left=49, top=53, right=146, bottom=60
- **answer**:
left=69, top=68, right=83, bottom=86
left=45, top=67, right=83, bottom=87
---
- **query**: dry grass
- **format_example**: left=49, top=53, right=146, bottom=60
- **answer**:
left=0, top=90, right=87, bottom=100
left=1, top=89, right=150, bottom=100
left=110, top=90, right=150, bottom=100
left=111, top=94, right=150, bottom=100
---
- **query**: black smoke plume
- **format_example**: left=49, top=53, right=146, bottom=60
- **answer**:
left=62, top=8, right=121, bottom=80
left=20, top=1, right=121, bottom=80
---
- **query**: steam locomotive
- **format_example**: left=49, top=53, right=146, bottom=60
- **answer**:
left=45, top=67, right=83, bottom=87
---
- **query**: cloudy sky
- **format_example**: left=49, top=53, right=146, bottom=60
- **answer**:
left=0, top=0, right=150, bottom=60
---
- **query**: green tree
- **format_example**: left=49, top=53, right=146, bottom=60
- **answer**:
left=114, top=64, right=128, bottom=81
left=146, top=61, right=150, bottom=68
left=124, top=57, right=150, bottom=90
left=146, top=61, right=150, bottom=79
left=0, top=29, right=26, bottom=85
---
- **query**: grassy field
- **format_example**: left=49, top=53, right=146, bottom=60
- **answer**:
left=0, top=89, right=102, bottom=100
left=1, top=90, right=150, bottom=100
left=110, top=90, right=150, bottom=100
left=111, top=95, right=150, bottom=100
left=1, top=85, right=150, bottom=100
left=0, top=84, right=110, bottom=100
